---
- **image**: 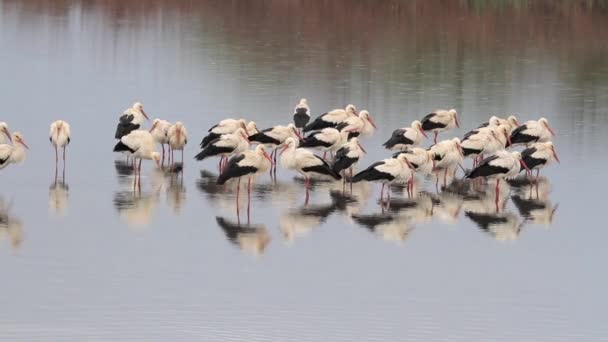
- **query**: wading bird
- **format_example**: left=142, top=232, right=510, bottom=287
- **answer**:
left=279, top=137, right=341, bottom=203
left=248, top=123, right=302, bottom=172
left=421, top=108, right=460, bottom=144
left=113, top=130, right=161, bottom=187
left=466, top=150, right=530, bottom=207
left=114, top=102, right=150, bottom=139
left=382, top=120, right=427, bottom=151
left=508, top=117, right=556, bottom=147
left=430, top=137, right=464, bottom=186
left=352, top=153, right=413, bottom=203
left=520, top=141, right=560, bottom=178
left=332, top=137, right=367, bottom=181
left=149, top=119, right=172, bottom=163
left=293, top=98, right=310, bottom=135
left=167, top=121, right=188, bottom=164
left=217, top=145, right=273, bottom=208
left=300, top=127, right=350, bottom=160
left=0, top=133, right=29, bottom=170
left=200, top=119, right=257, bottom=149
left=336, top=110, right=377, bottom=139
left=195, top=128, right=249, bottom=170
left=303, top=104, right=357, bottom=132
left=49, top=120, right=71, bottom=169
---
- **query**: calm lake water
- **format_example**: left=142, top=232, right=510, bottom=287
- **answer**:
left=1, top=1, right=608, bottom=340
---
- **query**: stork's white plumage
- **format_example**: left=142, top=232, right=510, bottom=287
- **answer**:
left=113, top=130, right=161, bottom=186
left=331, top=137, right=367, bottom=179
left=300, top=127, right=350, bottom=160
left=195, top=128, right=249, bottom=171
left=393, top=148, right=435, bottom=195
left=303, top=104, right=357, bottom=132
left=337, top=110, right=377, bottom=137
left=467, top=150, right=530, bottom=208
left=149, top=118, right=172, bottom=163
left=200, top=119, right=258, bottom=148
left=421, top=108, right=460, bottom=143
left=248, top=123, right=302, bottom=149
left=352, top=153, right=413, bottom=202
left=0, top=122, right=11, bottom=144
left=382, top=120, right=427, bottom=151
left=279, top=137, right=341, bottom=203
left=217, top=145, right=274, bottom=203
left=488, top=115, right=519, bottom=132
left=49, top=120, right=71, bottom=167
left=520, top=141, right=560, bottom=178
left=431, top=138, right=464, bottom=170
left=0, top=132, right=29, bottom=170
left=461, top=129, right=495, bottom=166
left=167, top=121, right=188, bottom=163
left=114, top=102, right=150, bottom=139
left=508, top=117, right=556, bottom=147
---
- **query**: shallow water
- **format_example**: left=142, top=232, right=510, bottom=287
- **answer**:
left=1, top=1, right=608, bottom=340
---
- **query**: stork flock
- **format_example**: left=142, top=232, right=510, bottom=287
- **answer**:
left=1, top=99, right=560, bottom=210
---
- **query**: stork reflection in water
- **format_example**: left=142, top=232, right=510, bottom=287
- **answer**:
left=215, top=216, right=271, bottom=256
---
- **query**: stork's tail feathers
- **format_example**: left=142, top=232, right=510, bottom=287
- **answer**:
left=113, top=140, right=131, bottom=153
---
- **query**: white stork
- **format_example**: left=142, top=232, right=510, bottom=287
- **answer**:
left=430, top=137, right=464, bottom=186
left=248, top=123, right=302, bottom=172
left=293, top=98, right=310, bottom=135
left=217, top=145, right=273, bottom=206
left=200, top=119, right=258, bottom=149
left=0, top=133, right=29, bottom=170
left=0, top=122, right=11, bottom=144
left=393, top=148, right=435, bottom=195
left=149, top=119, right=172, bottom=164
left=49, top=120, right=71, bottom=168
left=508, top=117, right=556, bottom=147
left=114, top=102, right=150, bottom=139
left=167, top=121, right=188, bottom=164
left=336, top=110, right=377, bottom=139
left=382, top=120, right=427, bottom=151
left=352, top=153, right=413, bottom=203
left=331, top=137, right=367, bottom=180
left=194, top=128, right=249, bottom=170
left=113, top=130, right=161, bottom=187
left=300, top=127, right=350, bottom=160
left=303, top=104, right=357, bottom=132
left=520, top=141, right=560, bottom=178
left=279, top=137, right=341, bottom=203
left=421, top=108, right=460, bottom=143
left=466, top=150, right=530, bottom=206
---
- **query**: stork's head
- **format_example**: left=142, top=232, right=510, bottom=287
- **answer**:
left=256, top=145, right=273, bottom=164
left=545, top=141, right=560, bottom=163
left=246, top=121, right=259, bottom=134
left=359, top=110, right=376, bottom=129
left=345, top=104, right=357, bottom=116
left=280, top=137, right=298, bottom=155
left=12, top=132, right=28, bottom=150
left=507, top=115, right=519, bottom=127
left=132, top=102, right=149, bottom=120
left=396, top=153, right=414, bottom=169
left=489, top=116, right=501, bottom=126
left=351, top=137, right=366, bottom=153
left=299, top=98, right=308, bottom=106
left=411, top=120, right=427, bottom=138
left=539, top=117, right=556, bottom=136
left=452, top=137, right=463, bottom=157
left=449, top=109, right=459, bottom=127
left=1, top=122, right=11, bottom=142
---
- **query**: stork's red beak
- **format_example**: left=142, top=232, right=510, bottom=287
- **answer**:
left=357, top=141, right=367, bottom=153
left=292, top=128, right=302, bottom=140
left=505, top=131, right=512, bottom=146
left=552, top=147, right=560, bottom=163
left=419, top=128, right=428, bottom=138
left=545, top=122, right=556, bottom=136
left=3, top=128, right=12, bottom=142
left=263, top=151, right=274, bottom=164
left=454, top=116, right=460, bottom=128
left=368, top=116, right=377, bottom=129
left=141, top=109, right=150, bottom=121
left=149, top=121, right=159, bottom=133
left=18, top=138, right=29, bottom=150
left=520, top=159, right=530, bottom=171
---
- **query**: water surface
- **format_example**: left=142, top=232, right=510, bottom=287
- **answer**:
left=1, top=1, right=608, bottom=340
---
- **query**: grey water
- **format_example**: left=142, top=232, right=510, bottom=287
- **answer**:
left=1, top=1, right=608, bottom=340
